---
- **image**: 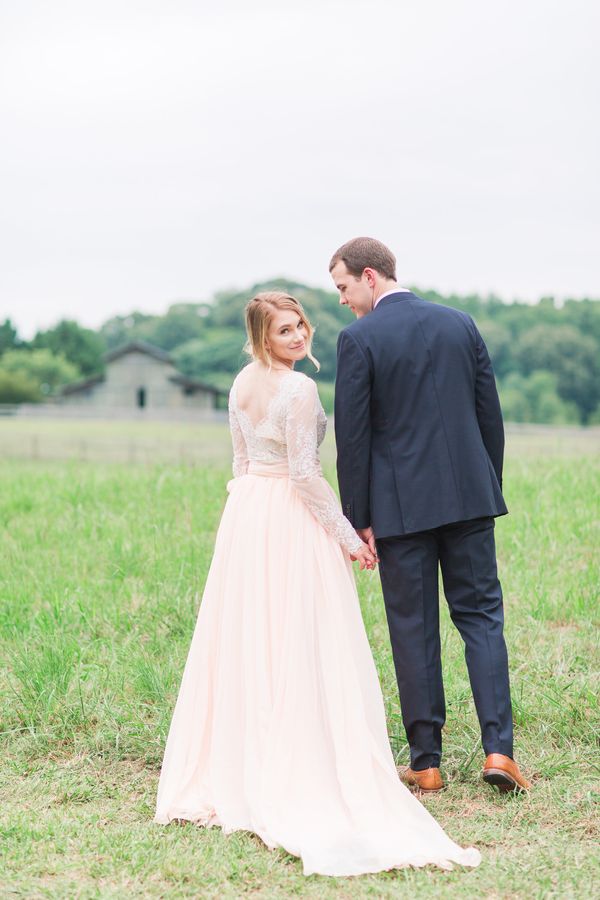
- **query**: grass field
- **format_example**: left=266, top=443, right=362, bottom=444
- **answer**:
left=0, top=423, right=599, bottom=898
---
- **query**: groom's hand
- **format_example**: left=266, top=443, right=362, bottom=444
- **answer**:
left=352, top=543, right=377, bottom=571
left=357, top=527, right=378, bottom=561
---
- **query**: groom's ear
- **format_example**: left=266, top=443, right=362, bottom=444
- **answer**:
left=363, top=268, right=377, bottom=287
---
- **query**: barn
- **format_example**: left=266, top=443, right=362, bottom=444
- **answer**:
left=60, top=340, right=222, bottom=412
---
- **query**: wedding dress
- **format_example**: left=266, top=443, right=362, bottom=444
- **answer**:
left=154, top=363, right=481, bottom=876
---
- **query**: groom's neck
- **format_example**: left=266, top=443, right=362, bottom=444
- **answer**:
left=373, top=278, right=398, bottom=302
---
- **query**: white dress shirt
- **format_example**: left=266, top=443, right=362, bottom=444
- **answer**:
left=373, top=287, right=411, bottom=309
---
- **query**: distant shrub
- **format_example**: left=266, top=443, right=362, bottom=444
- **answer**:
left=499, top=371, right=580, bottom=425
left=316, top=381, right=335, bottom=415
left=0, top=370, right=41, bottom=403
left=0, top=349, right=80, bottom=395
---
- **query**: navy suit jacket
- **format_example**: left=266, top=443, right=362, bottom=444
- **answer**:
left=334, top=291, right=508, bottom=537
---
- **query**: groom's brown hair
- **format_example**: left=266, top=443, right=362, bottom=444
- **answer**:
left=329, top=237, right=397, bottom=281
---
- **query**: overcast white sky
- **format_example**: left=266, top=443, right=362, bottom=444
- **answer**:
left=1, top=0, right=598, bottom=337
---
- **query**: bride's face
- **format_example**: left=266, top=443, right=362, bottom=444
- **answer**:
left=266, top=309, right=308, bottom=367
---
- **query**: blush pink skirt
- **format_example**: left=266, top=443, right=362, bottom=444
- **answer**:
left=154, top=470, right=481, bottom=876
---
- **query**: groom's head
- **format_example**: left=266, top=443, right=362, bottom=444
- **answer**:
left=329, top=237, right=397, bottom=318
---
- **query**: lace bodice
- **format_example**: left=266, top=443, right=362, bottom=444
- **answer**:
left=228, top=367, right=362, bottom=555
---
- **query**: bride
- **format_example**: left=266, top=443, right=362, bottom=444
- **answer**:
left=154, top=291, right=481, bottom=876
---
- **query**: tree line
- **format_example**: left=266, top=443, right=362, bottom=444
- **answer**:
left=1, top=280, right=599, bottom=424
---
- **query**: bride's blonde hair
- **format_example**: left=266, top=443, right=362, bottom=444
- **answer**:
left=244, top=291, right=320, bottom=371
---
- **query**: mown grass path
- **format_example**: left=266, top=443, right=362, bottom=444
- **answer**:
left=1, top=428, right=598, bottom=898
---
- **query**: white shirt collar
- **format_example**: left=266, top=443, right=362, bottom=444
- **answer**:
left=373, top=287, right=410, bottom=309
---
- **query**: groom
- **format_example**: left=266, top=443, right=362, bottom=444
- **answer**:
left=330, top=236, right=530, bottom=793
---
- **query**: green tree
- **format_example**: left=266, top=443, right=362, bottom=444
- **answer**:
left=100, top=311, right=159, bottom=349
left=561, top=298, right=600, bottom=344
left=0, top=319, right=20, bottom=356
left=477, top=320, right=513, bottom=378
left=173, top=330, right=246, bottom=381
left=0, top=349, right=80, bottom=395
left=498, top=373, right=532, bottom=423
left=515, top=325, right=600, bottom=423
left=33, top=320, right=105, bottom=376
left=146, top=304, right=209, bottom=351
left=499, top=371, right=579, bottom=424
left=0, top=370, right=40, bottom=402
left=315, top=380, right=335, bottom=415
left=206, top=288, right=248, bottom=329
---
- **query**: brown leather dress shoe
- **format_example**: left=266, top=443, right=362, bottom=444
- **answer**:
left=483, top=754, right=531, bottom=792
left=399, top=766, right=445, bottom=792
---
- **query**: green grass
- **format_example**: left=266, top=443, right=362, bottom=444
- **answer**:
left=0, top=427, right=599, bottom=898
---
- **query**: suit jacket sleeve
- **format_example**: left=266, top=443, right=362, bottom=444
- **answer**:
left=473, top=322, right=505, bottom=488
left=334, top=328, right=372, bottom=529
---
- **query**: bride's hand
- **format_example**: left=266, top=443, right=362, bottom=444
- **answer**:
left=352, top=543, right=377, bottom=571
left=357, top=526, right=378, bottom=559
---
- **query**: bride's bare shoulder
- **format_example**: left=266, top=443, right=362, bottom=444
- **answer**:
left=289, top=371, right=318, bottom=393
left=232, top=362, right=257, bottom=387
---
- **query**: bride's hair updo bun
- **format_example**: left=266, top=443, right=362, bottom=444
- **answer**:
left=244, top=291, right=320, bottom=371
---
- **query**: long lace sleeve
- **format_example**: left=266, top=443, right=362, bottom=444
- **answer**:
left=285, top=377, right=362, bottom=555
left=229, top=393, right=248, bottom=478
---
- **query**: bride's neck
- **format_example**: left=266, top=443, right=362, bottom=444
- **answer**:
left=259, top=358, right=294, bottom=372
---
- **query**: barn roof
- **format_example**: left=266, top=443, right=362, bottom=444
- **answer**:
left=104, top=340, right=173, bottom=364
left=61, top=373, right=105, bottom=396
left=60, top=339, right=223, bottom=398
left=169, top=374, right=221, bottom=395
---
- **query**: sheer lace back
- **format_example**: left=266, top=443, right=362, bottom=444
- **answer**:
left=229, top=364, right=326, bottom=473
left=228, top=363, right=361, bottom=554
left=231, top=366, right=299, bottom=430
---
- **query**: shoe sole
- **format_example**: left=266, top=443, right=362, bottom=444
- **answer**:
left=483, top=768, right=528, bottom=793
left=397, top=768, right=445, bottom=793
left=403, top=781, right=445, bottom=793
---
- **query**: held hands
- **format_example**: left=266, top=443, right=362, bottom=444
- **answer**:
left=352, top=542, right=377, bottom=570
left=349, top=526, right=378, bottom=570
left=357, top=527, right=378, bottom=560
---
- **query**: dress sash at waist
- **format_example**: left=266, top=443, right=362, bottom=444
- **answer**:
left=247, top=462, right=290, bottom=478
